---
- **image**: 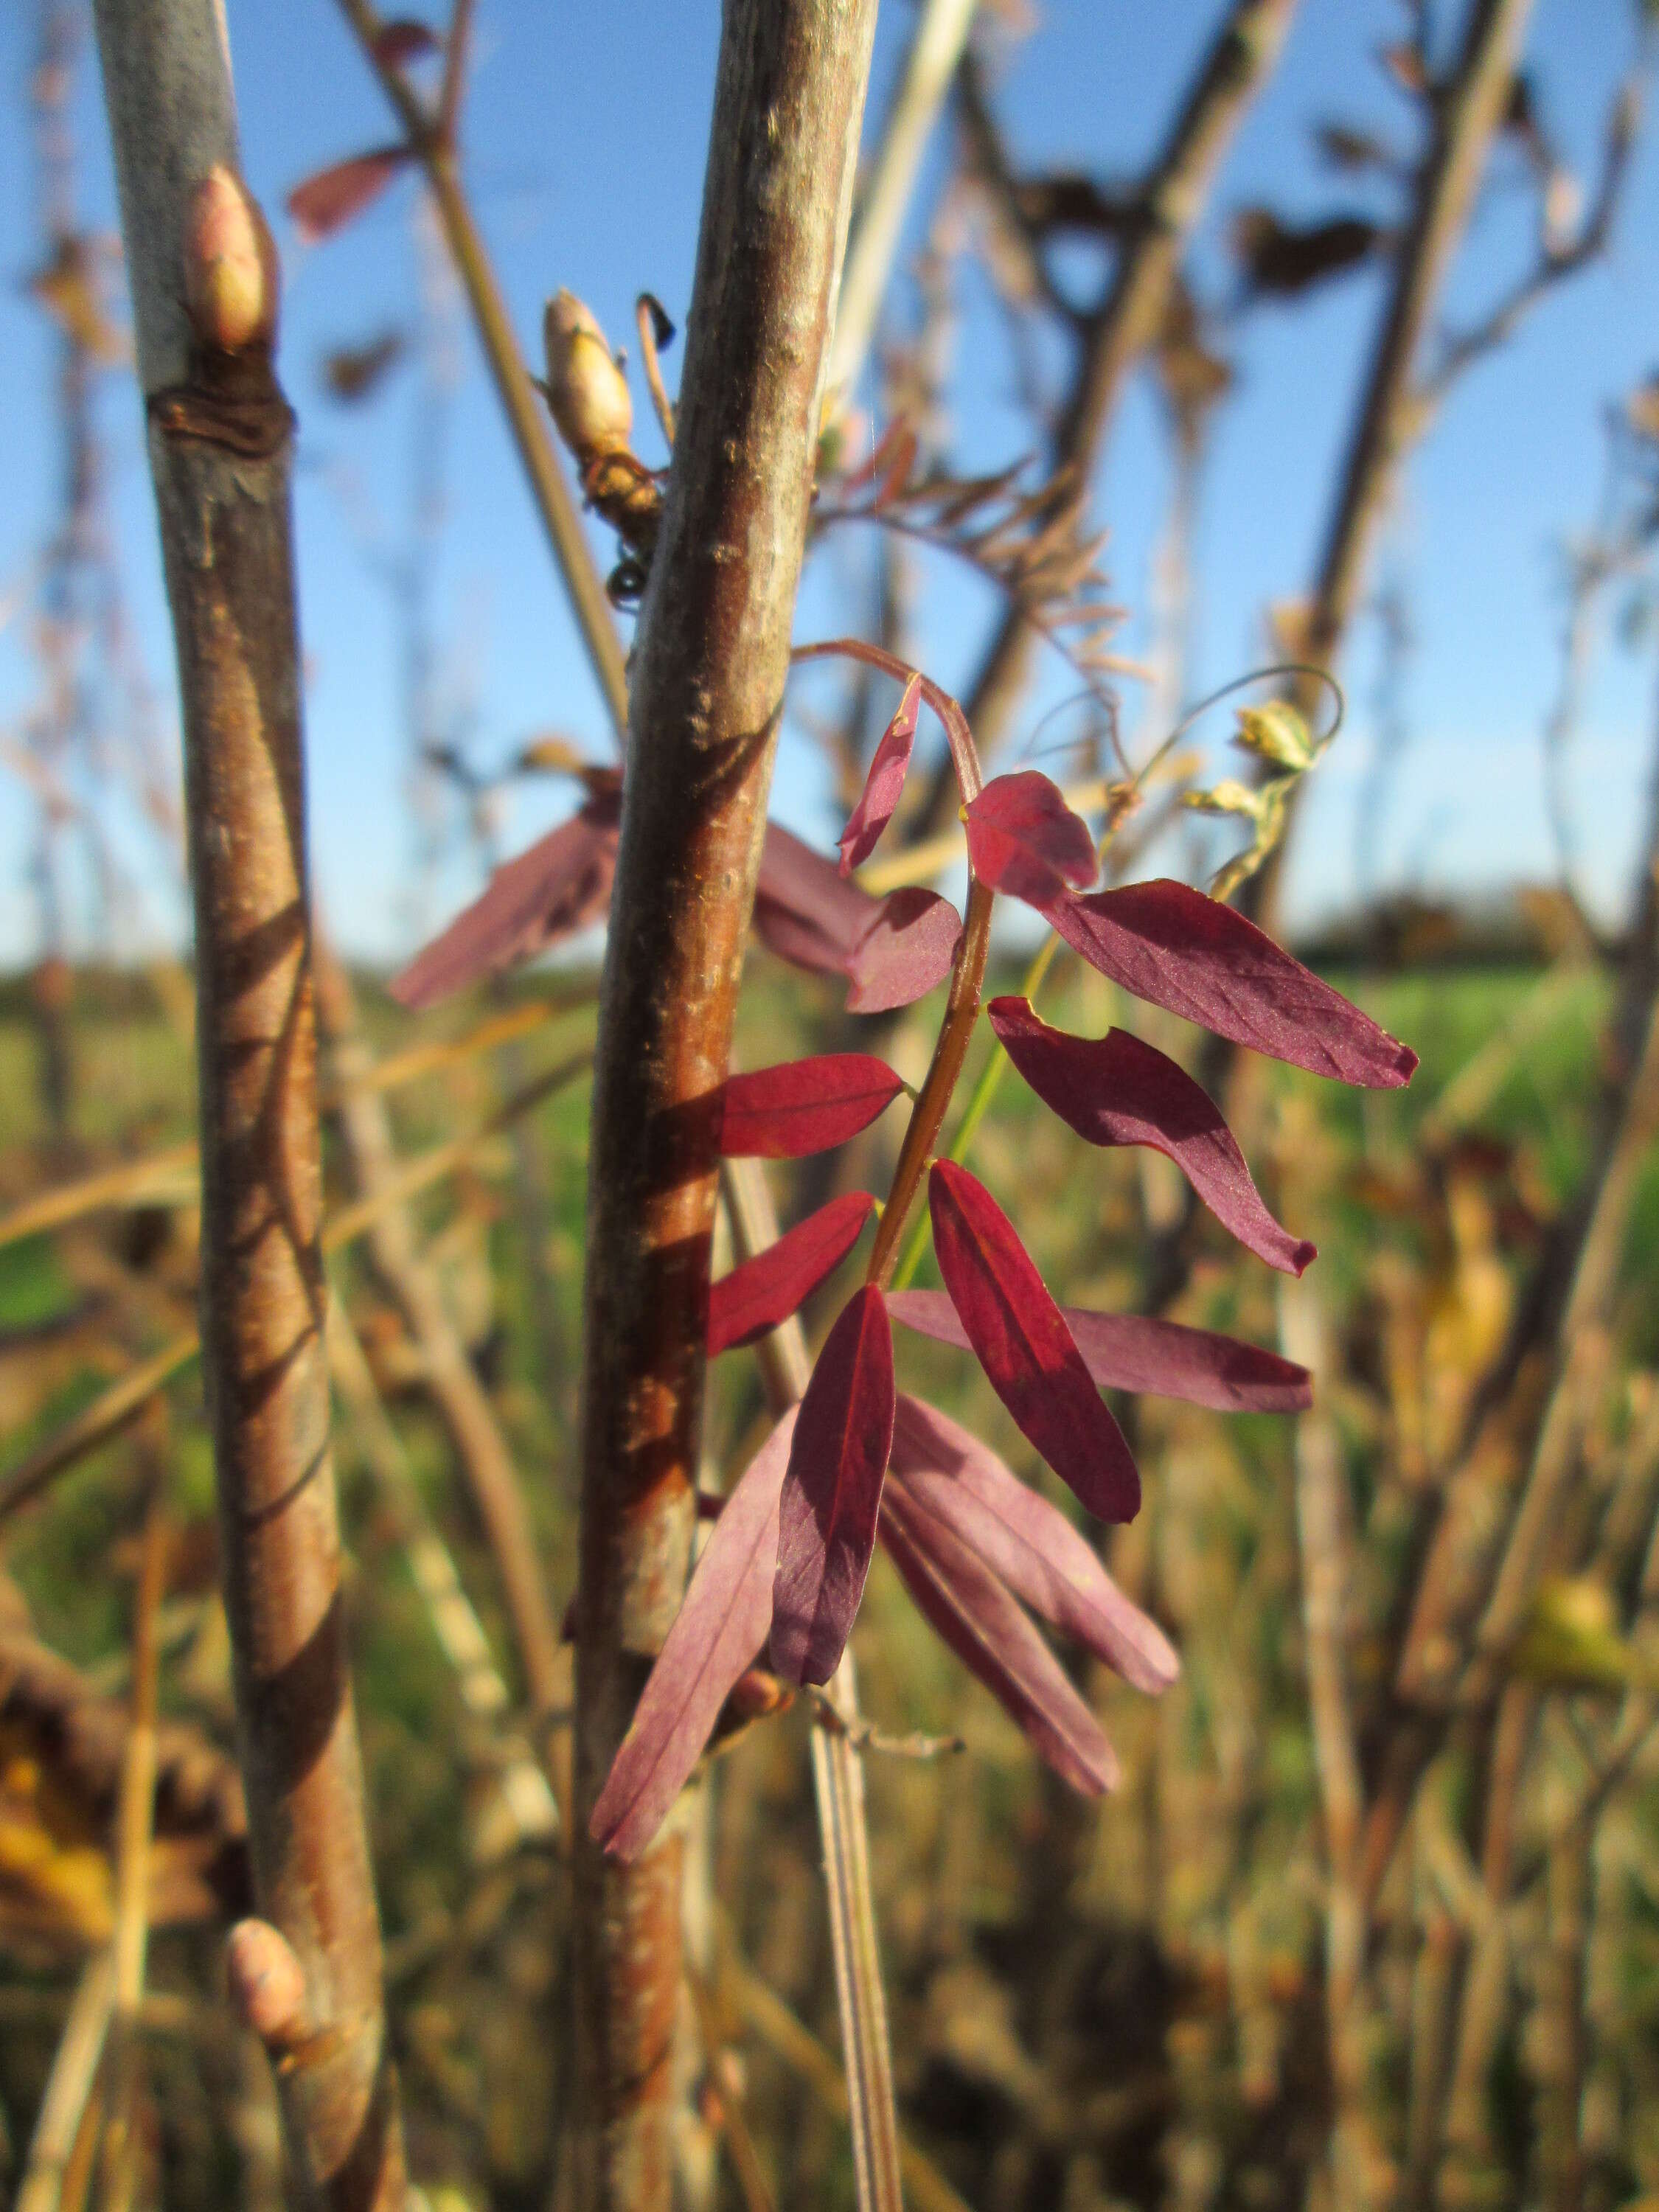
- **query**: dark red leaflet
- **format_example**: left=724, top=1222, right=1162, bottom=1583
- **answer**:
left=889, top=1397, right=1178, bottom=1692
left=390, top=783, right=622, bottom=1008
left=706, top=1191, right=876, bottom=1355
left=844, top=887, right=963, bottom=1013
left=987, top=998, right=1316, bottom=1275
left=1043, top=878, right=1418, bottom=1088
left=927, top=1162, right=1139, bottom=1523
left=878, top=1483, right=1118, bottom=1795
left=754, top=819, right=882, bottom=976
left=964, top=771, right=1099, bottom=906
left=886, top=1287, right=1312, bottom=1413
left=838, top=677, right=922, bottom=874
left=718, top=1054, right=904, bottom=1158
left=288, top=147, right=411, bottom=243
left=771, top=1287, right=897, bottom=1685
left=374, top=18, right=441, bottom=64
left=590, top=1407, right=799, bottom=1863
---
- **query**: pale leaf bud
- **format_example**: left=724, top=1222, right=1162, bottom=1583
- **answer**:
left=541, top=290, right=632, bottom=462
left=226, top=1917, right=306, bottom=2048
left=184, top=165, right=279, bottom=353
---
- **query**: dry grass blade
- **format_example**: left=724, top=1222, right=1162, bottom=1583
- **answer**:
left=100, top=1479, right=167, bottom=2212
left=727, top=1958, right=976, bottom=2212
left=0, top=1051, right=594, bottom=1527
left=688, top=1966, right=775, bottom=2212
left=15, top=1950, right=116, bottom=2212
left=0, top=994, right=585, bottom=1259
left=721, top=1155, right=905, bottom=2212
left=0, top=1333, right=198, bottom=1524
left=0, top=1144, right=198, bottom=1255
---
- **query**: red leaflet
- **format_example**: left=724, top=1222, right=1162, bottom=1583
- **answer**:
left=374, top=18, right=441, bottom=64
left=772, top=1288, right=897, bottom=1684
left=890, top=1397, right=1178, bottom=1692
left=1045, top=879, right=1419, bottom=1088
left=987, top=998, right=1316, bottom=1275
left=591, top=1407, right=798, bottom=1862
left=754, top=821, right=882, bottom=976
left=719, top=1054, right=904, bottom=1158
left=707, top=1192, right=876, bottom=1355
left=838, top=678, right=922, bottom=874
left=879, top=1483, right=1118, bottom=1795
left=391, top=782, right=622, bottom=1008
left=927, top=1161, right=1140, bottom=1522
left=287, top=147, right=411, bottom=243
left=844, top=887, right=964, bottom=1014
left=887, top=1288, right=1312, bottom=1413
left=964, top=771, right=1098, bottom=905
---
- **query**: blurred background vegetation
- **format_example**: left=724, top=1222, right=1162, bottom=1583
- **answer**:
left=4, top=1, right=1659, bottom=2208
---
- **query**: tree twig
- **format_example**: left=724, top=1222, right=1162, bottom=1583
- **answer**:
left=568, top=12, right=877, bottom=2208
left=826, top=0, right=982, bottom=406
left=84, top=20, right=408, bottom=2195
left=334, top=0, right=630, bottom=737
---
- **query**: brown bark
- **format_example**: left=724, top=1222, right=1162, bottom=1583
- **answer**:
left=91, top=4, right=403, bottom=2203
left=569, top=5, right=877, bottom=2205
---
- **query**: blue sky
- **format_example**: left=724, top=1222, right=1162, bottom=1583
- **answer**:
left=0, top=0, right=1655, bottom=965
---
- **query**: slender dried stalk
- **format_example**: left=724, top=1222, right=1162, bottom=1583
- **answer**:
left=1237, top=0, right=1535, bottom=947
left=728, top=1958, right=977, bottom=2212
left=0, top=1049, right=593, bottom=1526
left=100, top=1475, right=167, bottom=2212
left=1282, top=1281, right=1378, bottom=2205
left=15, top=1951, right=116, bottom=2212
left=324, top=1291, right=560, bottom=1848
left=827, top=0, right=982, bottom=405
left=315, top=947, right=569, bottom=1734
left=334, top=0, right=629, bottom=737
left=91, top=5, right=403, bottom=2199
left=570, top=10, right=876, bottom=2205
left=722, top=1155, right=904, bottom=2212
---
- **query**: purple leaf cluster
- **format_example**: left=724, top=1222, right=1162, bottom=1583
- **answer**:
left=388, top=649, right=1413, bottom=1863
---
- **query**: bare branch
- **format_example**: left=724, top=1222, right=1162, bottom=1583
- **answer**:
left=569, top=10, right=877, bottom=2208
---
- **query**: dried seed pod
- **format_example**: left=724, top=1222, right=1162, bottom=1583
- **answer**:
left=541, top=289, right=632, bottom=462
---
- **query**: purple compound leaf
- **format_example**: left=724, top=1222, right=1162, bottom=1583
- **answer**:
left=590, top=1406, right=799, bottom=1862
left=772, top=1287, right=897, bottom=1685
left=928, top=1161, right=1139, bottom=1523
left=987, top=998, right=1315, bottom=1274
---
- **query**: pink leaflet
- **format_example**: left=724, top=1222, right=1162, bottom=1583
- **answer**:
left=706, top=1191, right=876, bottom=1355
left=1044, top=879, right=1419, bottom=1088
left=718, top=1054, right=904, bottom=1159
left=887, top=1288, right=1312, bottom=1414
left=591, top=1406, right=799, bottom=1862
left=288, top=147, right=411, bottom=243
left=888, top=1396, right=1178, bottom=1692
left=771, top=1287, right=897, bottom=1685
left=987, top=998, right=1315, bottom=1275
left=927, top=1161, right=1140, bottom=1523
left=753, top=821, right=882, bottom=977
left=390, top=781, right=622, bottom=1008
left=879, top=1481, right=1118, bottom=1795
left=844, top=888, right=964, bottom=1014
left=964, top=771, right=1099, bottom=905
left=838, top=678, right=922, bottom=874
